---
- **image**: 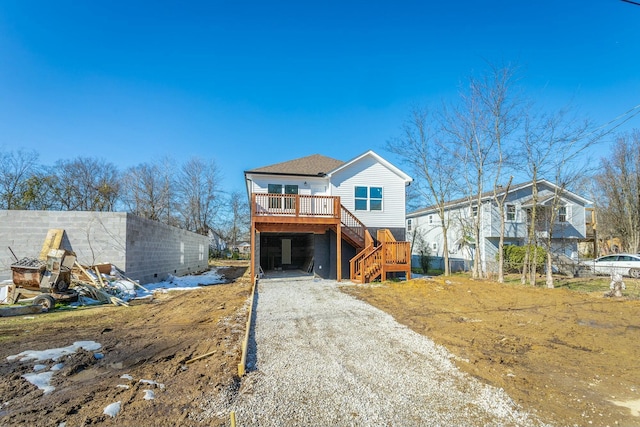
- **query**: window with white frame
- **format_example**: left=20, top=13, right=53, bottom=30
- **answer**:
left=506, top=204, right=516, bottom=221
left=354, top=186, right=383, bottom=211
left=558, top=206, right=567, bottom=222
left=431, top=242, right=438, bottom=252
left=471, top=206, right=478, bottom=217
left=428, top=214, right=433, bottom=224
left=407, top=219, right=412, bottom=232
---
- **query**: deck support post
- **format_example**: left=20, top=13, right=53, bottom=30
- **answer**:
left=336, top=222, right=342, bottom=282
left=250, top=223, right=256, bottom=285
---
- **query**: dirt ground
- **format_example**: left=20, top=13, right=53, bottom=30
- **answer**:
left=0, top=261, right=251, bottom=427
left=2, top=265, right=640, bottom=427
left=342, top=275, right=640, bottom=427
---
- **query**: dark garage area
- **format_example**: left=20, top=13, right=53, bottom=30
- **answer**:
left=260, top=233, right=314, bottom=272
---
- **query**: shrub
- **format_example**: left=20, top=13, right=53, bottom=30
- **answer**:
left=501, top=245, right=547, bottom=273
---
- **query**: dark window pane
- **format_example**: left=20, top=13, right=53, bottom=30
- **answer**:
left=268, top=184, right=282, bottom=194
left=285, top=185, right=298, bottom=195
left=355, top=199, right=367, bottom=210
left=355, top=186, right=367, bottom=198
left=370, top=200, right=382, bottom=211
left=370, top=187, right=382, bottom=199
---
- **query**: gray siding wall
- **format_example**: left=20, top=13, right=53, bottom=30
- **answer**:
left=0, top=211, right=208, bottom=284
left=313, top=231, right=357, bottom=280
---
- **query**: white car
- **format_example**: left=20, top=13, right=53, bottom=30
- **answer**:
left=587, top=254, right=640, bottom=278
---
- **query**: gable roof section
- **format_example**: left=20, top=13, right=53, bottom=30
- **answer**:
left=328, top=150, right=413, bottom=184
left=245, top=154, right=344, bottom=177
left=407, top=179, right=592, bottom=218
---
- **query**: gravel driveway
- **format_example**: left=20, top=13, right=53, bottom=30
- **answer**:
left=228, top=275, right=549, bottom=427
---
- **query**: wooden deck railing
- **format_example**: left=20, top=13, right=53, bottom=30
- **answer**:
left=383, top=241, right=411, bottom=265
left=253, top=193, right=339, bottom=217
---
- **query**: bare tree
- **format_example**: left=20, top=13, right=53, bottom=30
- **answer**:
left=443, top=63, right=521, bottom=279
left=18, top=171, right=59, bottom=210
left=175, top=157, right=223, bottom=235
left=595, top=130, right=640, bottom=253
left=518, top=107, right=596, bottom=287
left=214, top=190, right=250, bottom=250
left=387, top=107, right=458, bottom=276
left=0, top=149, right=40, bottom=210
left=121, top=160, right=174, bottom=223
left=52, top=157, right=120, bottom=211
left=494, top=177, right=513, bottom=283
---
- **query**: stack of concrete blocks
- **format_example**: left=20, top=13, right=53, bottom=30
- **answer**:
left=0, top=210, right=209, bottom=285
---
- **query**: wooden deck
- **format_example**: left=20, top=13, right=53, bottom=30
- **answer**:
left=250, top=193, right=410, bottom=283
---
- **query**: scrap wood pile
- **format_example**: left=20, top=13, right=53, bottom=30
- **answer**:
left=71, top=262, right=151, bottom=307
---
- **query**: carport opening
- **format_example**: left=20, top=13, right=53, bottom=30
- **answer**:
left=260, top=233, right=314, bottom=272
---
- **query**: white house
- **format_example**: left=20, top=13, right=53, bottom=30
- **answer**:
left=244, top=150, right=413, bottom=283
left=406, top=180, right=593, bottom=273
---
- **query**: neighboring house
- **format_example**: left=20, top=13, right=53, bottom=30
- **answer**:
left=236, top=241, right=251, bottom=255
left=406, top=180, right=593, bottom=273
left=208, top=229, right=227, bottom=255
left=244, top=150, right=413, bottom=283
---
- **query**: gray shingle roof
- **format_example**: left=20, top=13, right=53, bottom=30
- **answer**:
left=246, top=154, right=344, bottom=176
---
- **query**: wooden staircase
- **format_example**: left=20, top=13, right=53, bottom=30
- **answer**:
left=349, top=229, right=411, bottom=283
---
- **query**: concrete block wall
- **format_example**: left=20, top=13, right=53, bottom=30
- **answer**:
left=125, top=214, right=209, bottom=284
left=0, top=210, right=209, bottom=284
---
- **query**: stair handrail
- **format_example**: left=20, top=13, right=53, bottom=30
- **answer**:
left=349, top=230, right=375, bottom=281
left=340, top=204, right=366, bottom=245
left=377, top=229, right=396, bottom=243
left=350, top=243, right=382, bottom=283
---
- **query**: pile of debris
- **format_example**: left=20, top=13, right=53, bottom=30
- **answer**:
left=72, top=262, right=150, bottom=306
left=2, top=229, right=151, bottom=312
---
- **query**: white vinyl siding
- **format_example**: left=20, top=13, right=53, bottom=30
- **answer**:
left=331, top=156, right=406, bottom=228
left=247, top=175, right=329, bottom=196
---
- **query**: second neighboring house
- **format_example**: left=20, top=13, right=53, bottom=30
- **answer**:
left=244, top=150, right=413, bottom=283
left=406, top=180, right=593, bottom=273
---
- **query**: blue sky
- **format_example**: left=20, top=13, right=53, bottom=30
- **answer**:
left=1, top=1, right=639, bottom=193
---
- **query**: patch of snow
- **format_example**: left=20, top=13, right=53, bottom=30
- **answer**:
left=22, top=316, right=35, bottom=319
left=117, top=384, right=130, bottom=389
left=94, top=353, right=104, bottom=360
left=50, top=363, right=64, bottom=371
left=33, top=364, right=47, bottom=372
left=143, top=389, right=155, bottom=400
left=120, top=374, right=133, bottom=380
left=22, top=371, right=55, bottom=394
left=7, top=341, right=102, bottom=362
left=138, top=268, right=225, bottom=295
left=103, top=401, right=121, bottom=418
